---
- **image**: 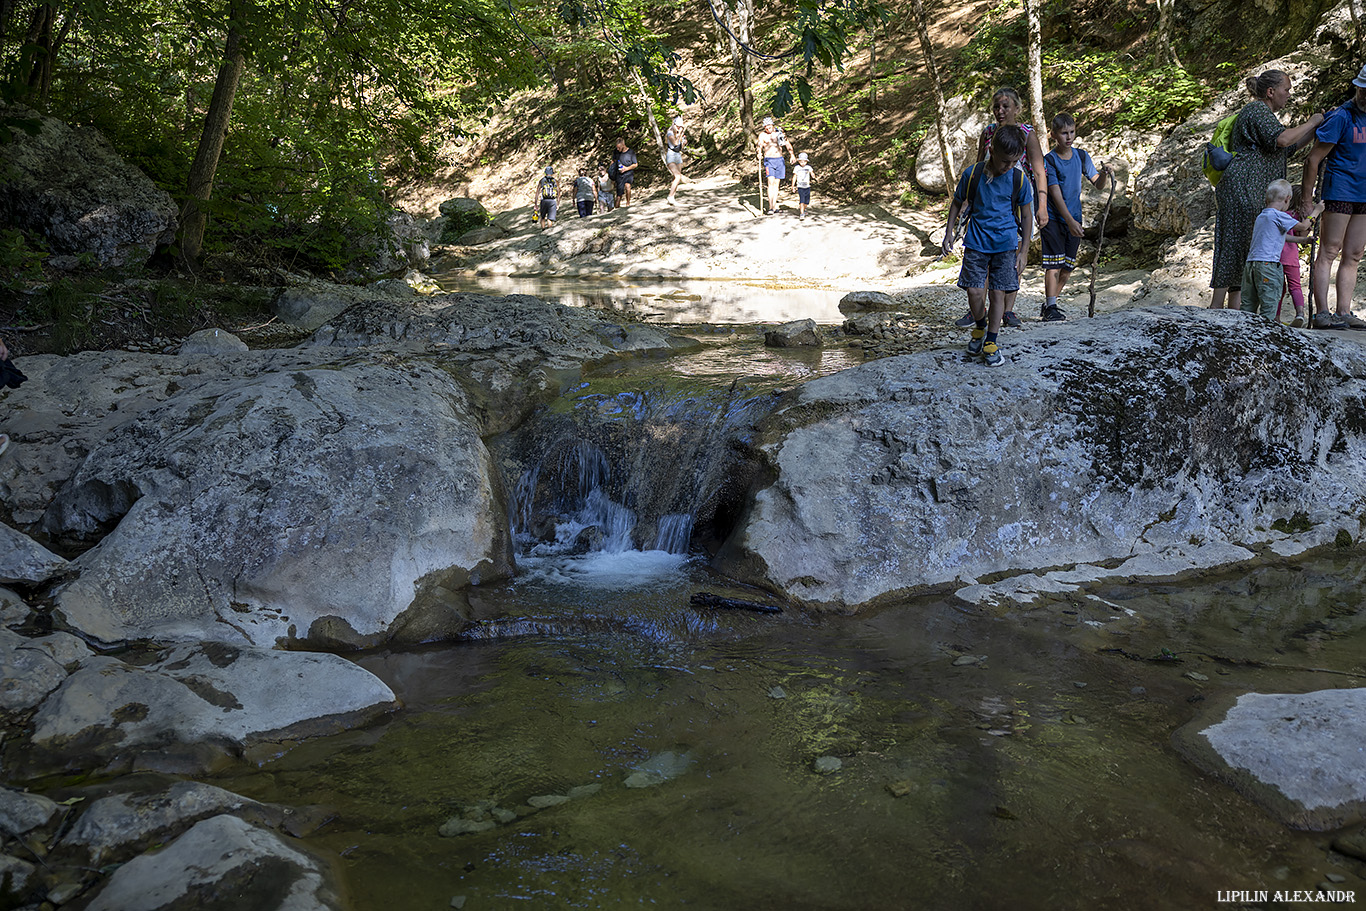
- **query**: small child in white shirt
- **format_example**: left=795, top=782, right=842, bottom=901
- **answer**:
left=793, top=152, right=816, bottom=217
left=1242, top=179, right=1322, bottom=321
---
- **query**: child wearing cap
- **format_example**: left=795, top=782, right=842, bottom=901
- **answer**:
left=665, top=116, right=686, bottom=206
left=792, top=153, right=815, bottom=217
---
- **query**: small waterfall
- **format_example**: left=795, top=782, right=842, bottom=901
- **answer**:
left=654, top=513, right=694, bottom=555
left=501, top=379, right=778, bottom=583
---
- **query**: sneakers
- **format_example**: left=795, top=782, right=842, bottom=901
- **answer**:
left=1313, top=312, right=1348, bottom=330
left=1290, top=313, right=1305, bottom=328
left=1041, top=304, right=1067, bottom=322
left=954, top=311, right=976, bottom=328
left=1002, top=311, right=1022, bottom=328
left=982, top=341, right=1004, bottom=367
left=967, top=329, right=985, bottom=356
left=1344, top=313, right=1366, bottom=330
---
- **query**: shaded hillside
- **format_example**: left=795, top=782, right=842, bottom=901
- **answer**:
left=395, top=0, right=1335, bottom=218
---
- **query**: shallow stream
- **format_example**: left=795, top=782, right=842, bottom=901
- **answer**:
left=213, top=552, right=1366, bottom=910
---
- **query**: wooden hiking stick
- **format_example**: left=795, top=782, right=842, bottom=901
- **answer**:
left=1088, top=168, right=1117, bottom=318
left=1306, top=158, right=1325, bottom=319
left=757, top=158, right=765, bottom=215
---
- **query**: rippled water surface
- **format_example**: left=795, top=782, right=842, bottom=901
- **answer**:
left=214, top=555, right=1366, bottom=910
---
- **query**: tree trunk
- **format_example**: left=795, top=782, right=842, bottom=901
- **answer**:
left=1022, top=0, right=1046, bottom=138
left=723, top=0, right=755, bottom=149
left=180, top=10, right=246, bottom=266
left=1153, top=0, right=1182, bottom=65
left=868, top=26, right=876, bottom=114
left=1349, top=0, right=1365, bottom=48
left=627, top=64, right=667, bottom=165
left=911, top=0, right=955, bottom=190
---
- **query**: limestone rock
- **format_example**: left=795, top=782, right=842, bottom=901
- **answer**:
left=717, top=306, right=1366, bottom=609
left=176, top=328, right=249, bottom=356
left=1174, top=688, right=1366, bottom=830
left=45, top=359, right=504, bottom=648
left=0, top=585, right=27, bottom=625
left=0, top=522, right=68, bottom=585
left=61, top=781, right=278, bottom=864
left=368, top=210, right=432, bottom=275
left=764, top=319, right=820, bottom=348
left=28, top=644, right=396, bottom=775
left=0, top=787, right=63, bottom=838
left=838, top=290, right=898, bottom=313
left=914, top=95, right=990, bottom=195
left=0, top=104, right=177, bottom=267
left=455, top=225, right=507, bottom=246
left=83, top=814, right=342, bottom=911
left=0, top=628, right=78, bottom=712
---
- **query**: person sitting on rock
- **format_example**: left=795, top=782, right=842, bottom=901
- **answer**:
left=940, top=125, right=1034, bottom=368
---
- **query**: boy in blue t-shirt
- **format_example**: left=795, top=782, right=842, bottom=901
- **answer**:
left=1243, top=179, right=1322, bottom=320
left=1041, top=113, right=1110, bottom=321
left=942, top=125, right=1035, bottom=367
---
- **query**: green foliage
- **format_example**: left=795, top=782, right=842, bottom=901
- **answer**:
left=1044, top=51, right=1210, bottom=128
left=37, top=279, right=101, bottom=353
left=0, top=229, right=45, bottom=288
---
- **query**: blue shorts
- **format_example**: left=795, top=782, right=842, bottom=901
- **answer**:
left=958, top=247, right=1020, bottom=293
left=764, top=157, right=786, bottom=180
left=797, top=187, right=811, bottom=204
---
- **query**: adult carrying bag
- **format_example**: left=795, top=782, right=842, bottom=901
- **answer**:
left=1202, top=113, right=1238, bottom=186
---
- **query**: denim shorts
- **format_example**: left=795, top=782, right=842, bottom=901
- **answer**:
left=666, top=150, right=682, bottom=165
left=958, top=247, right=1020, bottom=292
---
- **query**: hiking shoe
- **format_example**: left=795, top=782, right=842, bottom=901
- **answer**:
left=1313, top=312, right=1348, bottom=330
left=1291, top=314, right=1305, bottom=328
left=967, top=329, right=985, bottom=356
left=1345, top=312, right=1366, bottom=330
left=1041, top=304, right=1067, bottom=322
left=1003, top=311, right=1022, bottom=328
left=982, top=341, right=1004, bottom=367
left=954, top=311, right=976, bottom=328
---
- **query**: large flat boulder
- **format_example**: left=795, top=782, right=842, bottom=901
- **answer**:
left=717, top=306, right=1366, bottom=608
left=42, top=357, right=505, bottom=647
left=26, top=643, right=396, bottom=775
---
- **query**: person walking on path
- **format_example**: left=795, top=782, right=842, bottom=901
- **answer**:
left=793, top=152, right=816, bottom=217
left=1301, top=66, right=1366, bottom=329
left=953, top=87, right=1049, bottom=329
left=534, top=166, right=559, bottom=227
left=574, top=168, right=596, bottom=218
left=597, top=166, right=615, bottom=213
left=1041, top=112, right=1110, bottom=321
left=941, top=125, right=1035, bottom=368
left=613, top=138, right=638, bottom=207
left=665, top=116, right=687, bottom=206
left=1210, top=70, right=1323, bottom=312
left=757, top=117, right=794, bottom=215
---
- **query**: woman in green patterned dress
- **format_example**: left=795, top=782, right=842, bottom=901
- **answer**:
left=1211, top=70, right=1324, bottom=310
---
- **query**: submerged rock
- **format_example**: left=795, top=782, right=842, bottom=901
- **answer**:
left=717, top=306, right=1366, bottom=609
left=1174, top=687, right=1366, bottom=830
left=624, top=750, right=694, bottom=788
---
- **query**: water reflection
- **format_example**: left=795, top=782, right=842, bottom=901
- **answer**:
left=432, top=272, right=849, bottom=325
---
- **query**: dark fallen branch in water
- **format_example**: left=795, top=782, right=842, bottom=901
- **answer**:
left=689, top=592, right=783, bottom=613
left=1100, top=646, right=1362, bottom=678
